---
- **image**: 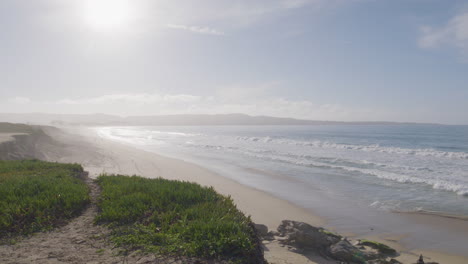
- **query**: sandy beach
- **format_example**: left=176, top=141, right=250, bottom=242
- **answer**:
left=2, top=126, right=468, bottom=264
left=0, top=134, right=17, bottom=144
left=39, top=127, right=331, bottom=263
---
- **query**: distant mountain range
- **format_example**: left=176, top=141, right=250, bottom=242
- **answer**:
left=0, top=113, right=438, bottom=126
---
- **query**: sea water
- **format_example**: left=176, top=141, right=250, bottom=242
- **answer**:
left=96, top=125, right=468, bottom=253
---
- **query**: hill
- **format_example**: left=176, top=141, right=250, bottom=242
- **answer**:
left=0, top=113, right=437, bottom=126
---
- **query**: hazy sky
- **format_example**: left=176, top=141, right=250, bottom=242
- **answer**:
left=1, top=0, right=468, bottom=124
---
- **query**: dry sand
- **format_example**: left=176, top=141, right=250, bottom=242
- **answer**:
left=2, top=126, right=468, bottom=264
left=0, top=133, right=23, bottom=144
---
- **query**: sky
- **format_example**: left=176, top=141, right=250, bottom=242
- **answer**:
left=0, top=0, right=468, bottom=124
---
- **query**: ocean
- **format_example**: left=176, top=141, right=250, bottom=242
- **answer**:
left=96, top=125, right=468, bottom=252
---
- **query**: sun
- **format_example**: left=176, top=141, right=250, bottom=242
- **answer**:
left=83, top=0, right=132, bottom=31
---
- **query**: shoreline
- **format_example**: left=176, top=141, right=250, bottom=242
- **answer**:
left=37, top=126, right=468, bottom=263
left=41, top=127, right=329, bottom=263
left=393, top=209, right=468, bottom=221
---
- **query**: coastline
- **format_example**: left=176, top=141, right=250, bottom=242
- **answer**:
left=41, top=127, right=329, bottom=263
left=38, top=126, right=468, bottom=264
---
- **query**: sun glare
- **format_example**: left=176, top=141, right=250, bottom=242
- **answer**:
left=83, top=0, right=132, bottom=31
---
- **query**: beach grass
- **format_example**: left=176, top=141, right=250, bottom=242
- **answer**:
left=0, top=160, right=90, bottom=241
left=95, top=175, right=264, bottom=263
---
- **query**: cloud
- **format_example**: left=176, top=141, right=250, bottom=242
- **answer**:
left=38, top=0, right=355, bottom=36
left=167, top=24, right=225, bottom=36
left=419, top=11, right=468, bottom=59
left=142, top=0, right=320, bottom=29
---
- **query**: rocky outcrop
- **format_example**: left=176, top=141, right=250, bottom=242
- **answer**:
left=328, top=240, right=381, bottom=263
left=360, top=239, right=397, bottom=255
left=254, top=224, right=269, bottom=238
left=266, top=220, right=412, bottom=264
left=329, top=240, right=365, bottom=262
left=277, top=220, right=341, bottom=250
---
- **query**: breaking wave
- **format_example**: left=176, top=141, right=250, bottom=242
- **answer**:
left=235, top=136, right=468, bottom=160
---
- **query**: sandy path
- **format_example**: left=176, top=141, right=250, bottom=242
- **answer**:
left=0, top=174, right=205, bottom=264
left=0, top=175, right=128, bottom=264
left=0, top=133, right=17, bottom=144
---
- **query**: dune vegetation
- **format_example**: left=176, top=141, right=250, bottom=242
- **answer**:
left=0, top=122, right=34, bottom=134
left=360, top=239, right=397, bottom=255
left=0, top=160, right=90, bottom=242
left=96, top=175, right=264, bottom=263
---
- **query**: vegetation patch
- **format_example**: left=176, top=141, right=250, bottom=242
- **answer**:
left=0, top=123, right=34, bottom=134
left=95, top=175, right=264, bottom=263
left=360, top=240, right=396, bottom=255
left=319, top=228, right=342, bottom=239
left=0, top=160, right=90, bottom=241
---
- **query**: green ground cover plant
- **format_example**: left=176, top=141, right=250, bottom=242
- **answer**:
left=0, top=160, right=90, bottom=241
left=96, top=175, right=264, bottom=263
left=360, top=239, right=397, bottom=255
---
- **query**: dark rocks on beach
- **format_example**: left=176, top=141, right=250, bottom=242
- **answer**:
left=262, top=230, right=278, bottom=241
left=417, top=254, right=425, bottom=264
left=267, top=230, right=279, bottom=237
left=360, top=240, right=397, bottom=255
left=273, top=220, right=412, bottom=264
left=415, top=254, right=440, bottom=264
left=371, top=258, right=403, bottom=264
left=328, top=240, right=383, bottom=263
left=254, top=224, right=269, bottom=238
left=328, top=240, right=367, bottom=263
left=276, top=220, right=341, bottom=249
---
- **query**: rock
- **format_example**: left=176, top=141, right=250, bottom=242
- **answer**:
left=417, top=254, right=425, bottom=264
left=263, top=230, right=278, bottom=241
left=254, top=224, right=269, bottom=237
left=360, top=240, right=396, bottom=255
left=328, top=240, right=367, bottom=264
left=276, top=220, right=341, bottom=249
left=367, top=259, right=403, bottom=264
left=267, top=230, right=280, bottom=237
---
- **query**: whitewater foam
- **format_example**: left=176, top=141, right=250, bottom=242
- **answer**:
left=235, top=136, right=468, bottom=160
left=96, top=125, right=468, bottom=217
